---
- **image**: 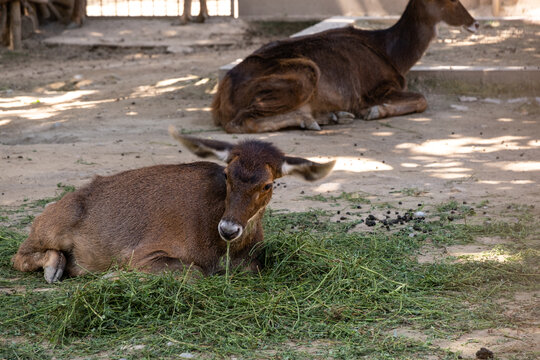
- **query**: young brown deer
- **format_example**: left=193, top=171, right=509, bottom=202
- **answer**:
left=12, top=127, right=335, bottom=283
left=212, top=0, right=479, bottom=133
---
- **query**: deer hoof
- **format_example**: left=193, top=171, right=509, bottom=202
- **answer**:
left=364, top=106, right=380, bottom=120
left=304, top=120, right=321, bottom=131
left=335, top=111, right=355, bottom=124
left=43, top=251, right=66, bottom=283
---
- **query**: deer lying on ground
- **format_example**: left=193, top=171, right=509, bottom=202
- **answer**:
left=179, top=0, right=208, bottom=25
left=212, top=0, right=479, bottom=133
left=12, top=127, right=335, bottom=283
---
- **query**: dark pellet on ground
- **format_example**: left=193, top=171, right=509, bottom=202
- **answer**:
left=475, top=347, right=494, bottom=359
left=356, top=205, right=362, bottom=209
left=448, top=216, right=454, bottom=221
left=386, top=210, right=391, bottom=214
left=135, top=155, right=140, bottom=158
left=398, top=201, right=402, bottom=205
left=346, top=212, right=351, bottom=215
left=340, top=216, right=347, bottom=221
left=366, top=219, right=377, bottom=227
left=337, top=210, right=341, bottom=214
left=418, top=203, right=422, bottom=207
left=463, top=201, right=467, bottom=204
left=300, top=191, right=305, bottom=194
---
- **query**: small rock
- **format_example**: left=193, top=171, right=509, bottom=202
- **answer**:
left=458, top=96, right=477, bottom=102
left=179, top=353, right=196, bottom=359
left=482, top=98, right=501, bottom=104
left=414, top=211, right=425, bottom=217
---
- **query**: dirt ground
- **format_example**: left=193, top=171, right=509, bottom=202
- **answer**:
left=0, top=17, right=539, bottom=359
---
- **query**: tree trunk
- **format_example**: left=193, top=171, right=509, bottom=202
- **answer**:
left=9, top=0, right=22, bottom=50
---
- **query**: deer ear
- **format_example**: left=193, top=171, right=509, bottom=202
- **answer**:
left=169, top=126, right=233, bottom=162
left=281, top=156, right=336, bottom=181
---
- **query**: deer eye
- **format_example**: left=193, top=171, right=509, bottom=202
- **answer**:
left=263, top=183, right=273, bottom=191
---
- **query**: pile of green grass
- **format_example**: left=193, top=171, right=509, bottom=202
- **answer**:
left=0, top=196, right=538, bottom=359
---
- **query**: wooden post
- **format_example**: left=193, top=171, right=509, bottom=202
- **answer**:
left=9, top=0, right=22, bottom=50
left=492, top=0, right=500, bottom=16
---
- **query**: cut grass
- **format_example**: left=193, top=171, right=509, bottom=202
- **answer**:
left=0, top=197, right=538, bottom=359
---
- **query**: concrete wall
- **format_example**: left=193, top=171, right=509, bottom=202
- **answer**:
left=237, top=0, right=537, bottom=19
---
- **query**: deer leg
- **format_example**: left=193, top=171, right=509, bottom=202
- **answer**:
left=317, top=111, right=356, bottom=125
left=361, top=91, right=427, bottom=120
left=228, top=105, right=320, bottom=133
left=12, top=243, right=67, bottom=283
left=194, top=0, right=208, bottom=23
left=178, top=0, right=192, bottom=25
left=66, top=0, right=86, bottom=28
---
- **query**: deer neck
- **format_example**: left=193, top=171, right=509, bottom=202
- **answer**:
left=383, top=0, right=438, bottom=74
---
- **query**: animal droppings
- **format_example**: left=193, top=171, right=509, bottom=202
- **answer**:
left=475, top=347, right=494, bottom=359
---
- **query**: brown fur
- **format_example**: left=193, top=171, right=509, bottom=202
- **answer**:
left=12, top=129, right=335, bottom=283
left=212, top=0, right=478, bottom=133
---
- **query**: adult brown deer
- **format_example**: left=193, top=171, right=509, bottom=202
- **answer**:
left=212, top=0, right=479, bottom=133
left=12, top=127, right=335, bottom=283
left=179, top=0, right=208, bottom=25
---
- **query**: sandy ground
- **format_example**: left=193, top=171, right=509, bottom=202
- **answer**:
left=0, top=17, right=539, bottom=359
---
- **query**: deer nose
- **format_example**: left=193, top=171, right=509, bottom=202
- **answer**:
left=466, top=21, right=480, bottom=33
left=218, top=220, right=243, bottom=241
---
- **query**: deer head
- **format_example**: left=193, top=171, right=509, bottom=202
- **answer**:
left=169, top=126, right=335, bottom=242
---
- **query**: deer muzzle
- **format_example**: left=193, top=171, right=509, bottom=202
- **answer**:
left=218, top=220, right=243, bottom=242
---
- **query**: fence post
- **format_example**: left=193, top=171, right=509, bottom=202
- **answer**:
left=492, top=0, right=500, bottom=16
